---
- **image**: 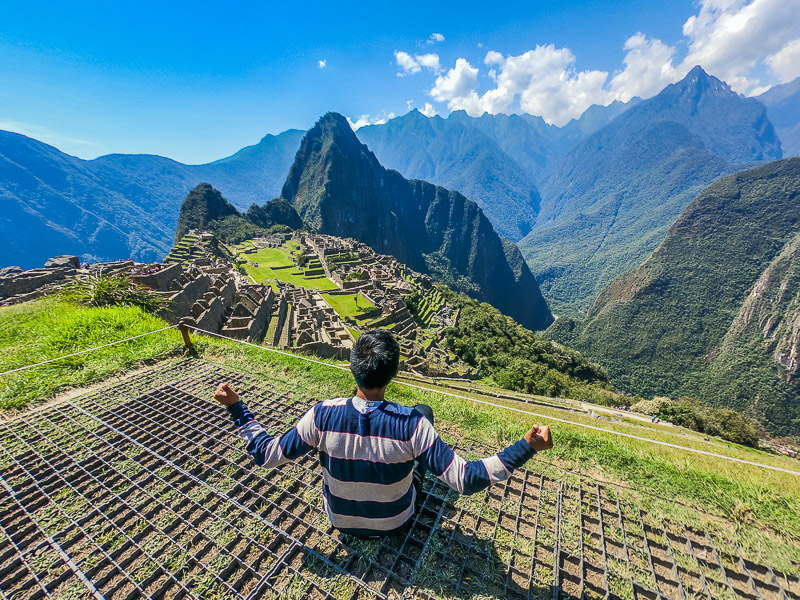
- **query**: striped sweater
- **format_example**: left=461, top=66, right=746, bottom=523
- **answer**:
left=228, top=397, right=536, bottom=537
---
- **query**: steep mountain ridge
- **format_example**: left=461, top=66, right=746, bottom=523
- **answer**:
left=283, top=112, right=554, bottom=331
left=357, top=110, right=541, bottom=241
left=549, top=157, right=800, bottom=434
left=521, top=66, right=782, bottom=314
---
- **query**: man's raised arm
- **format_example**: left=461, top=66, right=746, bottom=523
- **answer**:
left=214, top=384, right=318, bottom=468
left=412, top=418, right=553, bottom=495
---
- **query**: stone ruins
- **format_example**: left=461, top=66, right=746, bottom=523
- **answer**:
left=0, top=231, right=474, bottom=376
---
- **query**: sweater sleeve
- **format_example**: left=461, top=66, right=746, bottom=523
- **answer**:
left=227, top=401, right=318, bottom=468
left=411, top=418, right=535, bottom=495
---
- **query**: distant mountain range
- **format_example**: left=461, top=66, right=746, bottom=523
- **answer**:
left=550, top=157, right=800, bottom=435
left=0, top=129, right=303, bottom=268
left=520, top=66, right=783, bottom=314
left=758, top=78, right=800, bottom=158
left=2, top=68, right=799, bottom=318
left=356, top=99, right=636, bottom=241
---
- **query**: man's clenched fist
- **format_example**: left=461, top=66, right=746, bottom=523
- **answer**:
left=524, top=425, right=553, bottom=452
left=214, top=383, right=239, bottom=407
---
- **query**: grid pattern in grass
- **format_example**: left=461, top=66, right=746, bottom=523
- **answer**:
left=2, top=358, right=798, bottom=600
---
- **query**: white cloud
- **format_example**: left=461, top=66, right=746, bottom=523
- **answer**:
left=318, top=60, right=327, bottom=69
left=428, top=33, right=445, bottom=44
left=609, top=33, right=680, bottom=101
left=416, top=53, right=441, bottom=73
left=347, top=113, right=396, bottom=130
left=429, top=58, right=481, bottom=113
left=395, top=51, right=421, bottom=75
left=429, top=47, right=611, bottom=123
left=484, top=50, right=504, bottom=65
left=401, top=0, right=800, bottom=124
left=681, top=0, right=800, bottom=92
left=395, top=51, right=441, bottom=76
left=420, top=102, right=438, bottom=117
left=765, top=37, right=800, bottom=83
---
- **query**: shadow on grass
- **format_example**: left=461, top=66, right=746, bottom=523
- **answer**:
left=288, top=489, right=583, bottom=600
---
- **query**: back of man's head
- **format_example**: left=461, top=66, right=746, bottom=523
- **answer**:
left=350, top=330, right=400, bottom=390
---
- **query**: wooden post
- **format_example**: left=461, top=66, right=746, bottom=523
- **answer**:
left=178, top=321, right=193, bottom=349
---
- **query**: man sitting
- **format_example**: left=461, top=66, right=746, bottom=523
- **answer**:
left=215, top=329, right=554, bottom=537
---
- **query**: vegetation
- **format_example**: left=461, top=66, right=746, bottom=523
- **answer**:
left=550, top=158, right=800, bottom=435
left=322, top=293, right=376, bottom=320
left=240, top=247, right=337, bottom=291
left=245, top=197, right=302, bottom=230
left=174, top=183, right=239, bottom=242
left=207, top=214, right=266, bottom=243
left=435, top=286, right=618, bottom=403
left=343, top=271, right=366, bottom=281
left=175, top=184, right=302, bottom=245
left=631, top=397, right=763, bottom=446
left=60, top=271, right=170, bottom=313
left=0, top=297, right=183, bottom=410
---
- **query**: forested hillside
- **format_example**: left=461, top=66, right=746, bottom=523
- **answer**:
left=549, top=157, right=800, bottom=435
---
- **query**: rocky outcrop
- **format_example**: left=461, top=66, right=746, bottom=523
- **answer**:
left=719, top=231, right=800, bottom=375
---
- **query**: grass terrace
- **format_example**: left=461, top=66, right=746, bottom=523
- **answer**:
left=322, top=292, right=378, bottom=320
left=239, top=247, right=338, bottom=291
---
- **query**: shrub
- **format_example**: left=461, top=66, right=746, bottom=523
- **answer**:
left=60, top=272, right=169, bottom=314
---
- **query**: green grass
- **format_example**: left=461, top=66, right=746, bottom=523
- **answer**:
left=241, top=248, right=338, bottom=291
left=322, top=293, right=376, bottom=320
left=195, top=341, right=800, bottom=572
left=0, top=297, right=184, bottom=411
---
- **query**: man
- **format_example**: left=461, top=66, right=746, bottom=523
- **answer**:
left=215, top=329, right=553, bottom=538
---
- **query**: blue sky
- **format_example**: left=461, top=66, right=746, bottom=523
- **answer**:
left=1, top=0, right=798, bottom=163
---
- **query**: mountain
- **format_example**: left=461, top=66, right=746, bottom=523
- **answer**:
left=0, top=129, right=304, bottom=269
left=174, top=183, right=239, bottom=241
left=550, top=158, right=800, bottom=435
left=356, top=101, right=636, bottom=241
left=758, top=77, right=800, bottom=157
left=357, top=111, right=541, bottom=240
left=283, top=112, right=554, bottom=331
left=175, top=183, right=301, bottom=243
left=520, top=66, right=782, bottom=315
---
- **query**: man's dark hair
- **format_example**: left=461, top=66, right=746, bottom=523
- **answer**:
left=350, top=330, right=400, bottom=389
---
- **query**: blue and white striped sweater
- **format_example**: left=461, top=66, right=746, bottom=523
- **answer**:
left=228, top=397, right=536, bottom=536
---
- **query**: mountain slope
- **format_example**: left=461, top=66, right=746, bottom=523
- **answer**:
left=283, top=112, right=554, bottom=331
left=357, top=110, right=541, bottom=240
left=549, top=157, right=800, bottom=434
left=758, top=77, right=800, bottom=157
left=0, top=129, right=303, bottom=268
left=174, top=183, right=301, bottom=243
left=521, top=66, right=782, bottom=315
